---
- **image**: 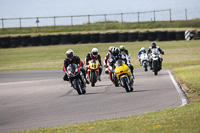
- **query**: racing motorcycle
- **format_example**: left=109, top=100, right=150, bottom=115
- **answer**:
left=86, top=59, right=100, bottom=87
left=108, top=65, right=119, bottom=87
left=150, top=49, right=162, bottom=75
left=114, top=59, right=134, bottom=92
left=140, top=52, right=149, bottom=71
left=66, top=63, right=86, bottom=95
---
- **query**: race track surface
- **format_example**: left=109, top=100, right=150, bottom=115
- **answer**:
left=0, top=68, right=182, bottom=132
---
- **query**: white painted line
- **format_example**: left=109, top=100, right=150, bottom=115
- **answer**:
left=168, top=70, right=188, bottom=106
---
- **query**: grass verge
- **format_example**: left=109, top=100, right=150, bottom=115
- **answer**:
left=0, top=19, right=200, bottom=36
left=1, top=40, right=199, bottom=132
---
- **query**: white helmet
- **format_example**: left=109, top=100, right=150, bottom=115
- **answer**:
left=92, top=48, right=98, bottom=57
left=66, top=49, right=74, bottom=61
left=140, top=47, right=145, bottom=51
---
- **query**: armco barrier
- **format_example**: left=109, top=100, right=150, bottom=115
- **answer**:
left=0, top=36, right=10, bottom=48
left=128, top=32, right=138, bottom=42
left=10, top=36, right=21, bottom=48
left=99, top=33, right=109, bottom=43
left=90, top=33, right=99, bottom=43
left=71, top=33, right=81, bottom=44
left=138, top=32, right=148, bottom=41
left=31, top=35, right=41, bottom=46
left=51, top=34, right=61, bottom=45
left=40, top=35, right=51, bottom=46
left=108, top=32, right=119, bottom=42
left=148, top=32, right=157, bottom=41
left=21, top=35, right=31, bottom=47
left=157, top=31, right=168, bottom=41
left=167, top=31, right=176, bottom=41
left=175, top=31, right=184, bottom=40
left=81, top=33, right=90, bottom=43
left=60, top=34, right=71, bottom=44
left=118, top=32, right=128, bottom=42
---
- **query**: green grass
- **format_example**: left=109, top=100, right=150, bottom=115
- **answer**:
left=0, top=40, right=200, bottom=71
left=1, top=40, right=200, bottom=132
left=0, top=19, right=200, bottom=36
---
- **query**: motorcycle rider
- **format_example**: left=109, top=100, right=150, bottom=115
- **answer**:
left=110, top=47, right=134, bottom=77
left=85, top=48, right=103, bottom=81
left=147, top=42, right=164, bottom=70
left=138, top=47, right=146, bottom=66
left=104, top=46, right=115, bottom=74
left=63, top=49, right=89, bottom=84
left=119, top=45, right=131, bottom=64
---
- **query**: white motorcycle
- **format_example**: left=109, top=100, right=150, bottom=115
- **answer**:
left=139, top=52, right=149, bottom=71
left=150, top=49, right=162, bottom=75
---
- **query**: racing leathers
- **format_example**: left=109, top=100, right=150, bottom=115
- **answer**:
left=147, top=46, right=164, bottom=70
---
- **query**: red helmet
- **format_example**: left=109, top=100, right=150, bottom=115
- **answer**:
left=66, top=49, right=74, bottom=61
left=109, top=46, right=115, bottom=54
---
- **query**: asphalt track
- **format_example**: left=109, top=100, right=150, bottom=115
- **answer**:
left=0, top=68, right=183, bottom=132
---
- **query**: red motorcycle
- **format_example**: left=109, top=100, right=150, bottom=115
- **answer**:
left=86, top=59, right=100, bottom=87
left=108, top=65, right=119, bottom=87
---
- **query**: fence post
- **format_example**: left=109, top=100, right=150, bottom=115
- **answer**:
left=88, top=15, right=90, bottom=24
left=71, top=16, right=73, bottom=26
left=104, top=14, right=107, bottom=23
left=36, top=17, right=39, bottom=27
left=2, top=19, right=4, bottom=29
left=169, top=9, right=172, bottom=22
left=54, top=16, right=56, bottom=27
left=19, top=18, right=22, bottom=29
left=138, top=12, right=140, bottom=23
left=121, top=13, right=123, bottom=23
left=154, top=10, right=156, bottom=21
left=185, top=9, right=187, bottom=21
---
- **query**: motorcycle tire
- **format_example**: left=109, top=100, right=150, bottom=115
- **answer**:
left=75, top=78, right=84, bottom=95
left=91, top=71, right=96, bottom=87
left=121, top=77, right=133, bottom=92
left=153, top=61, right=158, bottom=75
left=144, top=63, right=148, bottom=72
left=114, top=76, right=119, bottom=87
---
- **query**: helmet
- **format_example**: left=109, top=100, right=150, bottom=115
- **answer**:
left=66, top=49, right=74, bottom=61
left=92, top=48, right=98, bottom=57
left=151, top=42, right=156, bottom=48
left=140, top=47, right=145, bottom=52
left=112, top=47, right=120, bottom=56
left=109, top=46, right=115, bottom=54
left=119, top=45, right=125, bottom=52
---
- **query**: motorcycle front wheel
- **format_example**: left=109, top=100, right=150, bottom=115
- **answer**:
left=121, top=77, right=133, bottom=92
left=91, top=71, right=96, bottom=87
left=153, top=61, right=158, bottom=75
left=75, top=78, right=85, bottom=95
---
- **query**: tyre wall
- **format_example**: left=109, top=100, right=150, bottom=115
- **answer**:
left=0, top=30, right=195, bottom=48
left=128, top=32, right=138, bottom=42
left=0, top=36, right=10, bottom=48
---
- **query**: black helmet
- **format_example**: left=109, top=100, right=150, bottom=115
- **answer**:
left=113, top=47, right=120, bottom=56
left=151, top=42, right=156, bottom=48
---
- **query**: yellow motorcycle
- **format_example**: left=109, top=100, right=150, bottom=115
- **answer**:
left=114, top=59, right=134, bottom=92
left=86, top=59, right=100, bottom=87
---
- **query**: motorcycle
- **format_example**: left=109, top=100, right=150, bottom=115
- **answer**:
left=66, top=63, right=86, bottom=95
left=140, top=52, right=149, bottom=71
left=108, top=65, right=119, bottom=87
left=150, top=49, right=162, bottom=75
left=86, top=59, right=100, bottom=87
left=114, top=59, right=134, bottom=92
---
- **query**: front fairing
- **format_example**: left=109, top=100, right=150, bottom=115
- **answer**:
left=88, top=60, right=99, bottom=70
left=67, top=64, right=80, bottom=77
